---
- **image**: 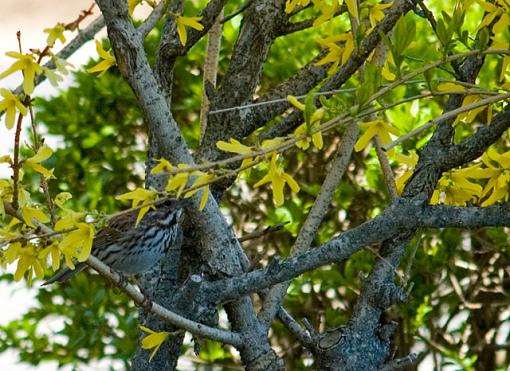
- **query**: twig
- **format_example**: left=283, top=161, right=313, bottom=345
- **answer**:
left=11, top=111, right=25, bottom=210
left=200, top=9, right=223, bottom=142
left=221, top=0, right=254, bottom=24
left=159, top=113, right=352, bottom=176
left=65, top=3, right=96, bottom=31
left=366, top=49, right=510, bottom=107
left=28, top=105, right=56, bottom=225
left=374, top=135, right=398, bottom=199
left=10, top=30, right=28, bottom=209
left=9, top=16, right=105, bottom=98
left=258, top=123, right=359, bottom=327
left=402, top=234, right=421, bottom=289
left=383, top=92, right=510, bottom=151
left=380, top=353, right=418, bottom=371
left=238, top=222, right=288, bottom=242
left=138, top=0, right=169, bottom=39
left=3, top=200, right=243, bottom=346
left=415, top=0, right=436, bottom=30
left=361, top=88, right=499, bottom=121
left=87, top=255, right=243, bottom=345
left=0, top=225, right=76, bottom=248
left=277, top=307, right=314, bottom=347
left=364, top=245, right=405, bottom=281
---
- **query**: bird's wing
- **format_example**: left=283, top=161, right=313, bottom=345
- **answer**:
left=93, top=210, right=137, bottom=248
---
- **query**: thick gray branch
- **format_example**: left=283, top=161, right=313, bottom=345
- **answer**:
left=443, top=107, right=510, bottom=169
left=154, top=0, right=227, bottom=98
left=205, top=200, right=510, bottom=302
left=200, top=0, right=287, bottom=159
left=95, top=1, right=282, bottom=368
left=258, top=123, right=359, bottom=327
left=257, top=0, right=415, bottom=140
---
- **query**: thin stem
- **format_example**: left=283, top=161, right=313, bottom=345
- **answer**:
left=374, top=135, right=398, bottom=199
left=366, top=49, right=510, bottom=106
left=11, top=111, right=25, bottom=210
left=384, top=92, right=510, bottom=150
left=200, top=8, right=223, bottom=143
left=238, top=222, right=288, bottom=242
left=222, top=0, right=254, bottom=23
left=3, top=201, right=242, bottom=346
left=29, top=105, right=56, bottom=225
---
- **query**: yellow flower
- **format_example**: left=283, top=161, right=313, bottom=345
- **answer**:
left=430, top=168, right=483, bottom=206
left=154, top=163, right=191, bottom=197
left=184, top=171, right=213, bottom=210
left=176, top=16, right=204, bottom=46
left=313, top=0, right=340, bottom=27
left=287, top=95, right=305, bottom=111
left=54, top=210, right=85, bottom=231
left=216, top=138, right=253, bottom=155
left=12, top=244, right=46, bottom=285
left=53, top=210, right=88, bottom=269
left=394, top=150, right=418, bottom=194
left=260, top=137, right=285, bottom=151
left=456, top=94, right=492, bottom=125
left=21, top=205, right=50, bottom=228
left=2, top=242, right=21, bottom=265
left=0, top=180, right=9, bottom=217
left=43, top=67, right=64, bottom=87
left=116, top=188, right=157, bottom=225
left=354, top=119, right=400, bottom=153
left=216, top=138, right=254, bottom=169
left=476, top=0, right=509, bottom=33
left=87, top=40, right=116, bottom=76
left=54, top=192, right=73, bottom=209
left=316, top=33, right=354, bottom=74
left=285, top=0, right=311, bottom=14
left=294, top=121, right=323, bottom=150
left=140, top=325, right=170, bottom=362
left=369, top=2, right=393, bottom=29
left=43, top=23, right=66, bottom=46
left=0, top=52, right=43, bottom=95
left=54, top=57, right=74, bottom=75
left=474, top=148, right=510, bottom=206
left=490, top=34, right=510, bottom=82
left=151, top=158, right=174, bottom=174
left=0, top=88, right=28, bottom=129
left=57, top=222, right=95, bottom=267
left=288, top=95, right=324, bottom=150
left=24, top=145, right=55, bottom=179
left=40, top=242, right=62, bottom=271
left=345, top=0, right=359, bottom=21
left=254, top=154, right=300, bottom=206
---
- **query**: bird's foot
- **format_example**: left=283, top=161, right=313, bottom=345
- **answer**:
left=138, top=284, right=153, bottom=312
left=108, top=267, right=129, bottom=293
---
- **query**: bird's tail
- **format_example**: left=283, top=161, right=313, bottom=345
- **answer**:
left=41, top=262, right=87, bottom=286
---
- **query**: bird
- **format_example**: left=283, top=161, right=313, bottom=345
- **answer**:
left=42, top=199, right=184, bottom=285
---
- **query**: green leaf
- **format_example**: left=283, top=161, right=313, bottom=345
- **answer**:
left=356, top=63, right=381, bottom=108
left=394, top=14, right=416, bottom=56
left=303, top=91, right=316, bottom=126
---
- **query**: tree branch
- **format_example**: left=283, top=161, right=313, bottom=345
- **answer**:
left=258, top=123, right=359, bottom=327
left=10, top=16, right=105, bottom=97
left=2, top=199, right=242, bottom=346
left=205, top=199, right=510, bottom=303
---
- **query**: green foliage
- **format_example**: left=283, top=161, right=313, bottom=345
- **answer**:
left=34, top=70, right=146, bottom=211
left=0, top=274, right=137, bottom=368
left=380, top=13, right=416, bottom=78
